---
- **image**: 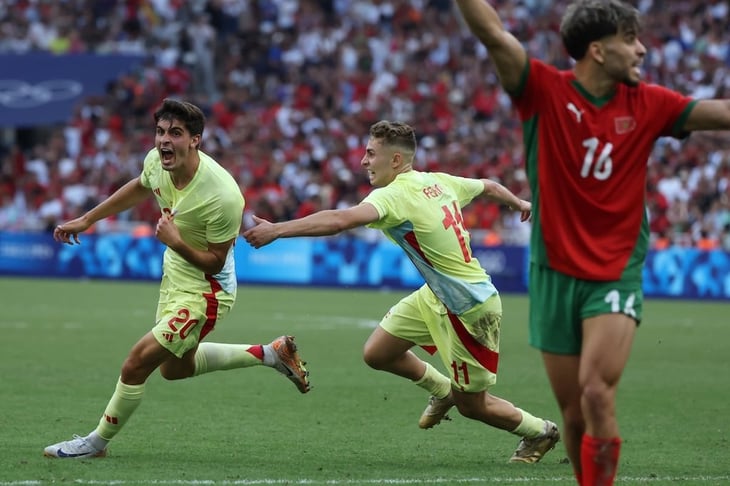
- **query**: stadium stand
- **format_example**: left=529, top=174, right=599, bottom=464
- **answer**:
left=0, top=0, right=728, bottom=250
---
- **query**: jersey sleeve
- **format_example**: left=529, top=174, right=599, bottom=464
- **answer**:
left=642, top=83, right=695, bottom=138
left=206, top=191, right=244, bottom=244
left=362, top=185, right=400, bottom=230
left=139, top=149, right=159, bottom=189
left=432, top=173, right=484, bottom=208
left=509, top=58, right=552, bottom=121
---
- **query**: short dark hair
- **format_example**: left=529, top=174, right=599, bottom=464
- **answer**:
left=369, top=120, right=417, bottom=153
left=153, top=98, right=206, bottom=138
left=560, top=0, right=641, bottom=60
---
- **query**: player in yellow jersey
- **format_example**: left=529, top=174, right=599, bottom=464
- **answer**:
left=44, top=98, right=310, bottom=459
left=244, top=120, right=559, bottom=463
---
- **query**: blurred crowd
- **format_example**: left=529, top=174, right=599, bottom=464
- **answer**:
left=0, top=0, right=729, bottom=250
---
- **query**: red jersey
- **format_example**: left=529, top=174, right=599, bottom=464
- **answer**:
left=512, top=59, right=695, bottom=281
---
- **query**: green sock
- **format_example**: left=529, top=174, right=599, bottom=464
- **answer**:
left=511, top=408, right=546, bottom=438
left=193, top=342, right=263, bottom=376
left=95, top=377, right=145, bottom=441
left=414, top=362, right=451, bottom=399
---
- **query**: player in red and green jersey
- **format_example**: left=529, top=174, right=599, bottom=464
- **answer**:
left=244, top=120, right=560, bottom=464
left=456, top=1, right=730, bottom=484
left=518, top=59, right=694, bottom=282
left=44, top=99, right=310, bottom=460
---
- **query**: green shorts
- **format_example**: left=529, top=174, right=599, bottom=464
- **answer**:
left=152, top=275, right=235, bottom=358
left=380, top=284, right=502, bottom=393
left=528, top=263, right=643, bottom=355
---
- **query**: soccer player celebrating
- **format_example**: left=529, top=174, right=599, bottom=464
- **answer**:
left=44, top=98, right=310, bottom=459
left=244, top=120, right=561, bottom=464
left=453, top=1, right=730, bottom=484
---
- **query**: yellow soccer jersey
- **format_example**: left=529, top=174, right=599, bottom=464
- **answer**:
left=363, top=171, right=496, bottom=314
left=140, top=148, right=244, bottom=294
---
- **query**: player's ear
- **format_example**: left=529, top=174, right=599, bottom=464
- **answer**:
left=589, top=40, right=606, bottom=65
left=191, top=134, right=201, bottom=150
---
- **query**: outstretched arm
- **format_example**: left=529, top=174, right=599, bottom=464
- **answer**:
left=683, top=99, right=730, bottom=132
left=243, top=203, right=381, bottom=248
left=455, top=0, right=527, bottom=93
left=54, top=177, right=150, bottom=244
left=481, top=178, right=531, bottom=222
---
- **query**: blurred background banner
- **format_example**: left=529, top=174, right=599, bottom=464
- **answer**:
left=2, top=231, right=728, bottom=299
left=643, top=246, right=730, bottom=299
left=0, top=231, right=57, bottom=274
left=0, top=54, right=143, bottom=127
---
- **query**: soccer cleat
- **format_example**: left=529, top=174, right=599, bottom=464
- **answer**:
left=270, top=335, right=311, bottom=393
left=419, top=393, right=455, bottom=429
left=43, top=434, right=107, bottom=459
left=509, top=420, right=560, bottom=464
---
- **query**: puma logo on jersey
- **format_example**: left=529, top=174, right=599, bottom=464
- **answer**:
left=153, top=188, right=161, bottom=196
left=566, top=103, right=583, bottom=123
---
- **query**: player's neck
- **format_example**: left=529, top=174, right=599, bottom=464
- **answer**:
left=572, top=64, right=617, bottom=99
left=170, top=153, right=200, bottom=190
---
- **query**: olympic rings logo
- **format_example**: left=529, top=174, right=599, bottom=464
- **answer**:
left=0, top=79, right=83, bottom=108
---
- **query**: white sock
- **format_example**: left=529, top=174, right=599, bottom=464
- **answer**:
left=262, top=344, right=276, bottom=366
left=85, top=431, right=109, bottom=450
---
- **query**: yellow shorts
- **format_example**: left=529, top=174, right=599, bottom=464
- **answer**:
left=151, top=274, right=235, bottom=358
left=380, top=284, right=502, bottom=392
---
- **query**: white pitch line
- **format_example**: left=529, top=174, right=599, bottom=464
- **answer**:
left=0, top=321, right=89, bottom=329
left=0, top=313, right=379, bottom=331
left=268, top=312, right=380, bottom=329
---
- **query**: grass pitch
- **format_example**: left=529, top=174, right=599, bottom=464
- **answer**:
left=0, top=277, right=728, bottom=485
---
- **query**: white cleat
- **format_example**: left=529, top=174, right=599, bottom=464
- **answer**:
left=44, top=434, right=107, bottom=459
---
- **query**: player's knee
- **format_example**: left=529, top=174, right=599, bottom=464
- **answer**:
left=159, top=370, right=186, bottom=380
left=364, top=341, right=399, bottom=370
left=581, top=381, right=614, bottom=414
left=362, top=346, right=385, bottom=370
left=159, top=363, right=193, bottom=380
left=120, top=357, right=151, bottom=384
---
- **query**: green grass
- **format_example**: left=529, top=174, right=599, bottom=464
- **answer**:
left=0, top=277, right=728, bottom=485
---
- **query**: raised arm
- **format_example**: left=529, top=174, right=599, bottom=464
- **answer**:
left=455, top=0, right=527, bottom=93
left=683, top=99, right=730, bottom=132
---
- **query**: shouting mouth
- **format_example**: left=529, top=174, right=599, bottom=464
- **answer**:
left=160, top=147, right=175, bottom=166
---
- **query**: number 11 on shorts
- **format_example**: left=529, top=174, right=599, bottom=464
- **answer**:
left=450, top=360, right=470, bottom=385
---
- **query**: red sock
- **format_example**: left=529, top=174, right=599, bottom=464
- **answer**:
left=246, top=344, right=264, bottom=360
left=574, top=468, right=583, bottom=486
left=580, top=434, right=621, bottom=486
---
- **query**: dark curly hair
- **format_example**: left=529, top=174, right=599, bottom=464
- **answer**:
left=560, top=0, right=641, bottom=60
left=153, top=98, right=206, bottom=140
